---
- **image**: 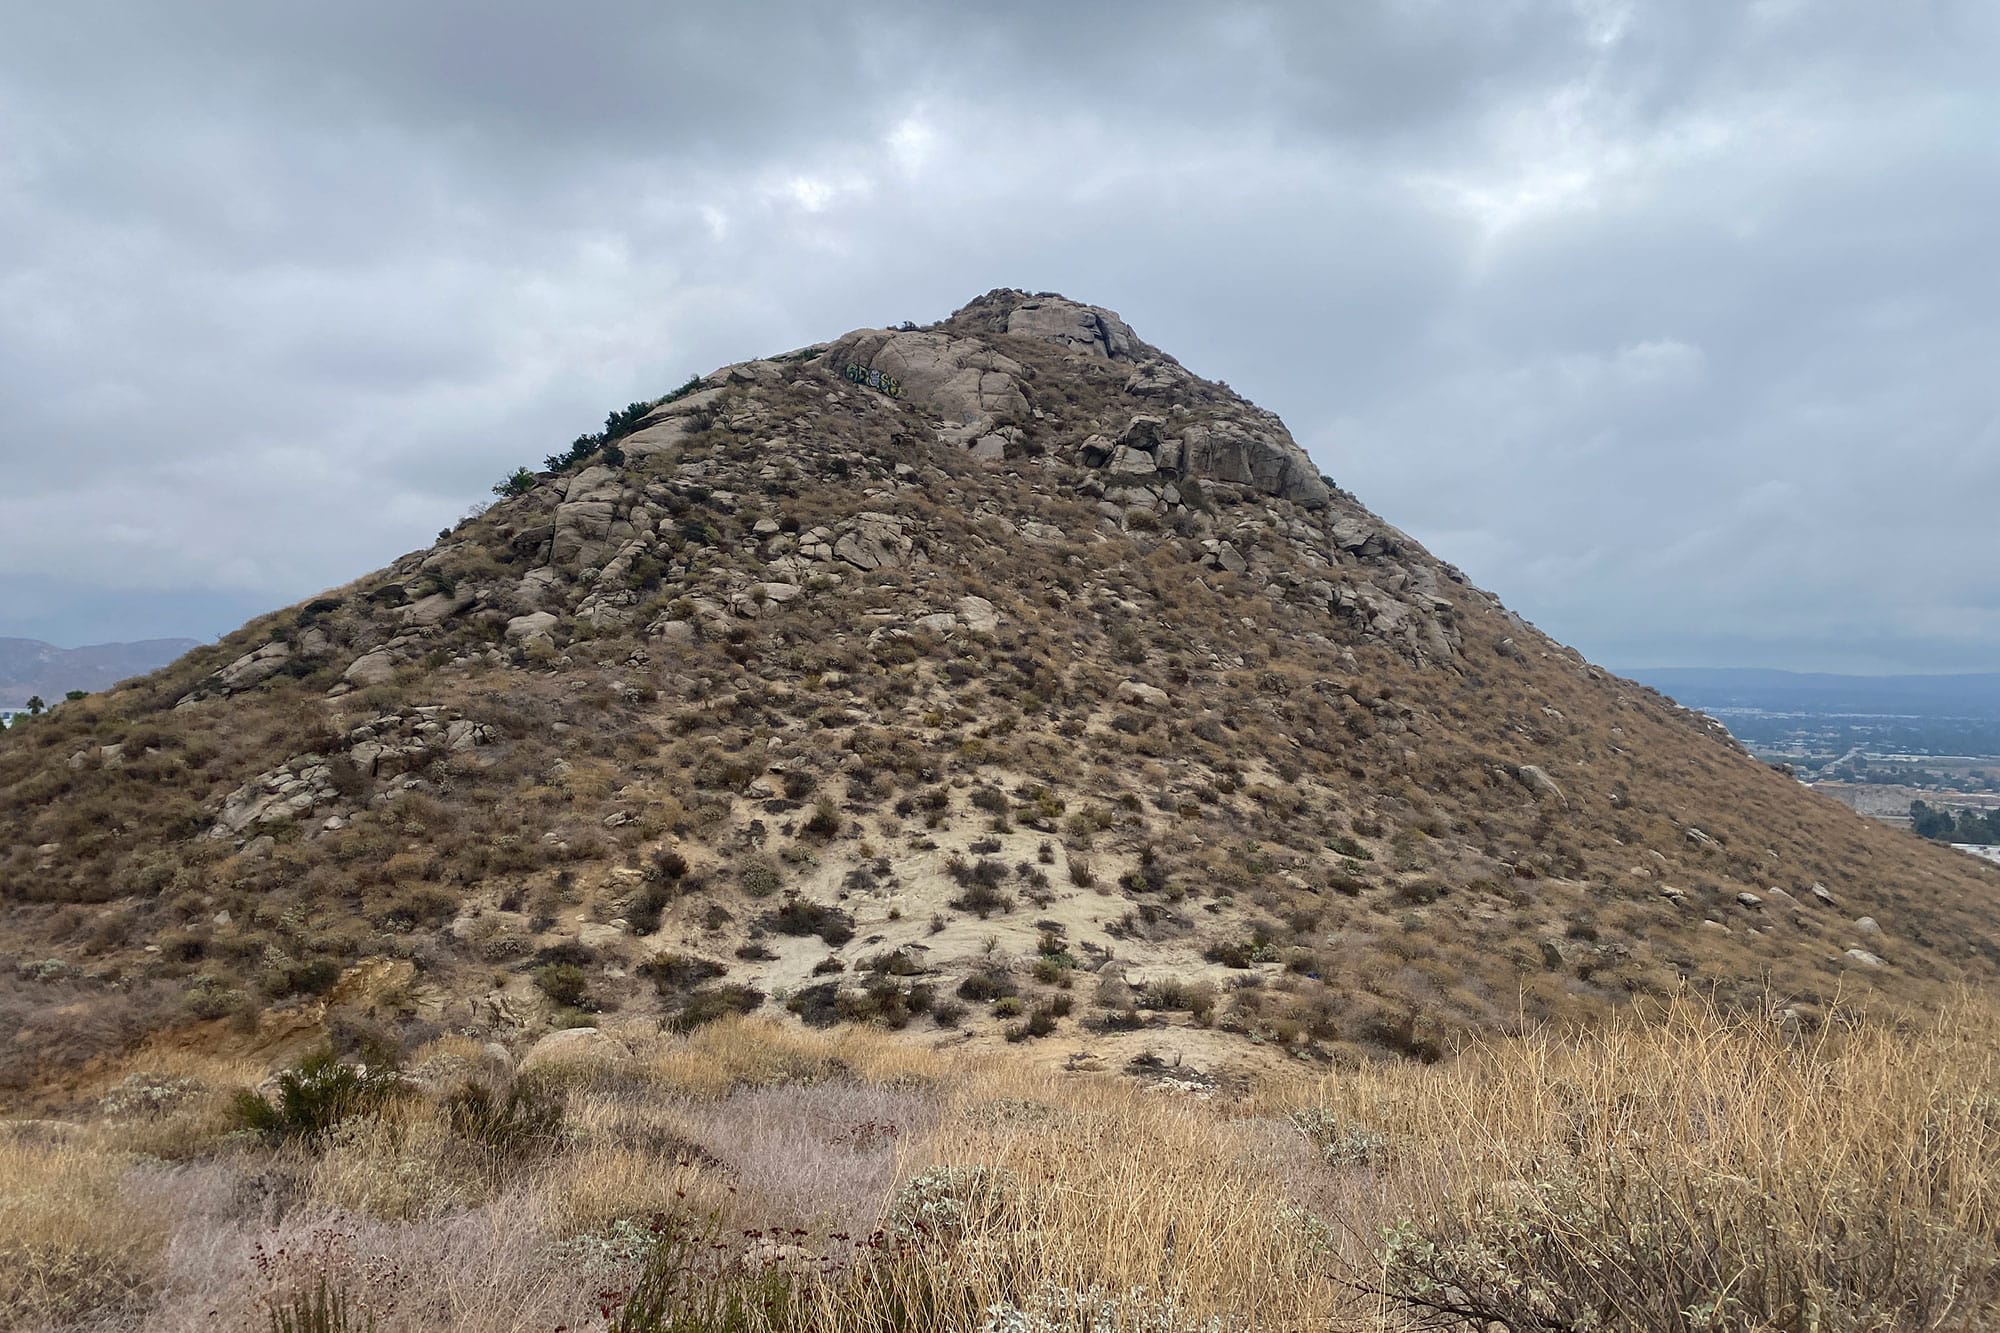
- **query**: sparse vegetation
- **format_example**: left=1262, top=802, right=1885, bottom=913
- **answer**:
left=5, top=292, right=2000, bottom=1329
left=532, top=962, right=596, bottom=1012
left=0, top=1001, right=1995, bottom=1329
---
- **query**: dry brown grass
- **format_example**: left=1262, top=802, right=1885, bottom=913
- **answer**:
left=0, top=1130, right=171, bottom=1330
left=911, top=1070, right=1340, bottom=1329
left=4, top=1001, right=1997, bottom=1330
left=1295, top=996, right=2000, bottom=1329
left=635, top=1015, right=946, bottom=1098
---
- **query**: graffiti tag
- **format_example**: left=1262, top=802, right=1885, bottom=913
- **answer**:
left=845, top=363, right=903, bottom=398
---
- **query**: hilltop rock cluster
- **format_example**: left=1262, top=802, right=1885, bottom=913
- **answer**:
left=179, top=292, right=1463, bottom=726
left=828, top=294, right=1329, bottom=509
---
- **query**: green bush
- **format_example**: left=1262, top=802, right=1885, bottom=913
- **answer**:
left=660, top=373, right=704, bottom=404
left=736, top=854, right=783, bottom=898
left=1140, top=979, right=1217, bottom=1019
left=950, top=882, right=1014, bottom=918
left=627, top=883, right=671, bottom=936
left=671, top=984, right=766, bottom=1032
left=492, top=467, right=537, bottom=499
left=533, top=962, right=595, bottom=1011
left=762, top=894, right=854, bottom=946
left=641, top=953, right=729, bottom=994
left=264, top=956, right=342, bottom=998
left=956, top=969, right=1018, bottom=1003
left=231, top=1048, right=401, bottom=1142
left=1328, top=834, right=1373, bottom=861
left=801, top=800, right=842, bottom=839
left=1290, top=1106, right=1389, bottom=1167
left=1006, top=1003, right=1063, bottom=1042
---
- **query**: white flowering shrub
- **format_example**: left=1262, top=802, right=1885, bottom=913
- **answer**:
left=1378, top=1160, right=1991, bottom=1332
left=1289, top=1105, right=1388, bottom=1167
left=554, top=1217, right=660, bottom=1269
left=887, top=1165, right=1016, bottom=1241
left=96, top=1072, right=205, bottom=1119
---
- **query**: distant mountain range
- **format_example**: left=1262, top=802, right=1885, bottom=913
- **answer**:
left=0, top=637, right=201, bottom=708
left=1625, top=668, right=2000, bottom=720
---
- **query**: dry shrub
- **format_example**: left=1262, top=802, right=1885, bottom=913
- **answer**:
left=760, top=1060, right=1351, bottom=1332
left=91, top=1071, right=250, bottom=1163
left=153, top=1195, right=607, bottom=1332
left=307, top=1101, right=485, bottom=1221
left=606, top=1210, right=974, bottom=1333
left=672, top=1082, right=942, bottom=1231
left=0, top=971, right=181, bottom=1096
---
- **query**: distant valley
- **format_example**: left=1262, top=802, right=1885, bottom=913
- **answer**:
left=1627, top=667, right=2000, bottom=837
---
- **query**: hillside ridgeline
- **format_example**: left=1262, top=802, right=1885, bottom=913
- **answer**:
left=4, top=288, right=1996, bottom=1102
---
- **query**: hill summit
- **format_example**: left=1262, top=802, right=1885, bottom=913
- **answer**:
left=4, top=288, right=1996, bottom=1098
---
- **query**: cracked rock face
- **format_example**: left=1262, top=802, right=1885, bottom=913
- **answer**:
left=824, top=291, right=1330, bottom=512
left=1178, top=421, right=1328, bottom=509
left=209, top=707, right=492, bottom=841
left=552, top=465, right=638, bottom=568
left=1001, top=295, right=1139, bottom=360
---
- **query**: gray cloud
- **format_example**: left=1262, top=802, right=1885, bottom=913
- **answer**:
left=1, top=1, right=1994, bottom=671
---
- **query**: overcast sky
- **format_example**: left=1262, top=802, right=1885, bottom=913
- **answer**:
left=2, top=2, right=1995, bottom=672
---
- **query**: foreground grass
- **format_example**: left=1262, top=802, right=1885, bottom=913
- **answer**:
left=5, top=998, right=1999, bottom=1331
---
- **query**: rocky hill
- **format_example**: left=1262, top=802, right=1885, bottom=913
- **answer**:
left=0, top=636, right=200, bottom=709
left=4, top=288, right=1996, bottom=1103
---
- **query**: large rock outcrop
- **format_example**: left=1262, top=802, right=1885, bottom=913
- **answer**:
left=823, top=328, right=1031, bottom=444
left=824, top=290, right=1328, bottom=509
left=1001, top=293, right=1140, bottom=360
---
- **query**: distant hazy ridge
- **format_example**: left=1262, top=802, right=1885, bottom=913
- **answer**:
left=0, top=637, right=200, bottom=708
left=1625, top=668, right=2000, bottom=720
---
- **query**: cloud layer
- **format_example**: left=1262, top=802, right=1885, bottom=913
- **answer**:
left=3, top=1, right=1995, bottom=670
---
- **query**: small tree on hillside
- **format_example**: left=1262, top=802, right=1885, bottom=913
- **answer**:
left=492, top=467, right=538, bottom=499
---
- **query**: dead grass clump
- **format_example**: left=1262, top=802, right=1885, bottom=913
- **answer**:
left=637, top=1015, right=945, bottom=1099
left=909, top=1069, right=1339, bottom=1330
left=0, top=1133, right=169, bottom=1329
left=1312, top=995, right=2000, bottom=1329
